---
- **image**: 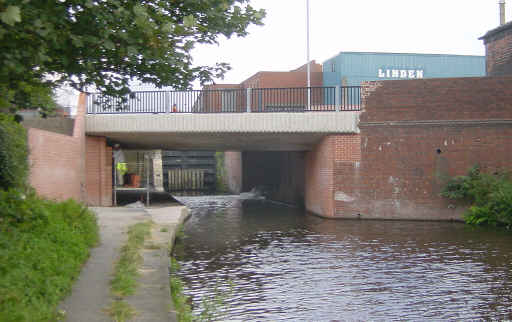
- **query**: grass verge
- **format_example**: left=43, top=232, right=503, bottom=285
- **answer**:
left=170, top=225, right=233, bottom=321
left=105, top=221, right=152, bottom=321
left=170, top=224, right=194, bottom=321
left=0, top=190, right=99, bottom=321
left=170, top=257, right=194, bottom=322
left=170, top=257, right=234, bottom=322
left=104, top=300, right=136, bottom=322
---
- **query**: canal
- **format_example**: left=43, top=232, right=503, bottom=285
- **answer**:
left=173, top=195, right=512, bottom=321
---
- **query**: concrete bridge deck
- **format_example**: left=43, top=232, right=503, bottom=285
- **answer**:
left=86, top=111, right=360, bottom=150
left=85, top=87, right=361, bottom=150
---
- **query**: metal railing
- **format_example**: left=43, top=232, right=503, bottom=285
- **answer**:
left=339, top=86, right=361, bottom=111
left=252, top=87, right=335, bottom=112
left=86, top=86, right=361, bottom=114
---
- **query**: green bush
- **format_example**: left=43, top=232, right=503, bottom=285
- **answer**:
left=215, top=152, right=229, bottom=193
left=0, top=190, right=99, bottom=321
left=441, top=165, right=512, bottom=229
left=0, top=114, right=28, bottom=190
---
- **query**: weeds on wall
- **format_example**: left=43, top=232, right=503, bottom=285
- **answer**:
left=441, top=165, right=512, bottom=229
left=0, top=192, right=99, bottom=321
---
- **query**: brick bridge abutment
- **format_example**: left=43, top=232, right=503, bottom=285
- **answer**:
left=304, top=76, right=512, bottom=220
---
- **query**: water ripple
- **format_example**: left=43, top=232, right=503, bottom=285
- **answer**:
left=174, top=196, right=512, bottom=321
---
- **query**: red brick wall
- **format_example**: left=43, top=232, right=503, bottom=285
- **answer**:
left=333, top=135, right=361, bottom=218
left=85, top=136, right=112, bottom=206
left=353, top=124, right=512, bottom=220
left=344, top=76, right=512, bottom=220
left=305, top=136, right=335, bottom=217
left=482, top=24, right=512, bottom=76
left=258, top=70, right=323, bottom=88
left=27, top=92, right=112, bottom=206
left=28, top=127, right=85, bottom=201
left=305, top=135, right=361, bottom=218
left=360, top=76, right=512, bottom=122
left=196, top=84, right=244, bottom=113
left=241, top=61, right=323, bottom=89
left=203, top=62, right=324, bottom=112
left=204, top=62, right=323, bottom=91
left=243, top=64, right=324, bottom=112
left=27, top=93, right=86, bottom=202
left=224, top=151, right=242, bottom=194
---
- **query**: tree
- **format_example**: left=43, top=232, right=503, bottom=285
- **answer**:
left=0, top=0, right=265, bottom=112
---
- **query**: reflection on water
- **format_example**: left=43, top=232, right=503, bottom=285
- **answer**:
left=174, top=195, right=512, bottom=321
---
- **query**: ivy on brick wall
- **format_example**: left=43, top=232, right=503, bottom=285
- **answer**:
left=0, top=114, right=28, bottom=190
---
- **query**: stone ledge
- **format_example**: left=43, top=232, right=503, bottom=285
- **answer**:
left=359, top=119, right=512, bottom=127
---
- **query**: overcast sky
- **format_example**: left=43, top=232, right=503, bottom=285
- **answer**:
left=190, top=0, right=505, bottom=85
left=60, top=0, right=507, bottom=106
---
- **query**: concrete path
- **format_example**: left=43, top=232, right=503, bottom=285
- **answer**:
left=59, top=205, right=189, bottom=322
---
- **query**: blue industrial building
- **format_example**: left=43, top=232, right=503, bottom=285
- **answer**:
left=323, top=52, right=486, bottom=87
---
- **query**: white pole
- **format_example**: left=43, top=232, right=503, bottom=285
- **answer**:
left=306, top=0, right=311, bottom=111
left=114, top=160, right=117, bottom=206
left=145, top=153, right=150, bottom=207
left=306, top=0, right=311, bottom=110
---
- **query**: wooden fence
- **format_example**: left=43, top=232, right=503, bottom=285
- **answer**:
left=168, top=169, right=206, bottom=191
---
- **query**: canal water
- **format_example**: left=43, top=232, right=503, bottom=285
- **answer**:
left=173, top=195, right=512, bottom=321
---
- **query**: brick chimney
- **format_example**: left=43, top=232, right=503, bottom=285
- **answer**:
left=479, top=2, right=512, bottom=76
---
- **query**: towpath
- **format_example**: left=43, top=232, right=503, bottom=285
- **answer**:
left=59, top=204, right=189, bottom=322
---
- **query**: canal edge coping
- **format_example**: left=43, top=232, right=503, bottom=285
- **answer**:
left=126, top=205, right=190, bottom=321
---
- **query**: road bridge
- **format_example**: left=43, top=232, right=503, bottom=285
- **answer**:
left=85, top=86, right=361, bottom=150
left=32, top=76, right=512, bottom=221
left=84, top=86, right=362, bottom=208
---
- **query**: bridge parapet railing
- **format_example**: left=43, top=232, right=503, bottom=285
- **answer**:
left=250, top=86, right=361, bottom=112
left=86, top=86, right=361, bottom=114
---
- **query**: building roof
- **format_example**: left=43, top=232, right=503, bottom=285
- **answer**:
left=479, top=20, right=512, bottom=42
left=323, top=51, right=484, bottom=64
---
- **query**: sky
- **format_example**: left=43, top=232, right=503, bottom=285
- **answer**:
left=58, top=0, right=507, bottom=107
left=190, top=0, right=505, bottom=85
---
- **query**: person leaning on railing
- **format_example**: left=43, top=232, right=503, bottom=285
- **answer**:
left=113, top=144, right=127, bottom=186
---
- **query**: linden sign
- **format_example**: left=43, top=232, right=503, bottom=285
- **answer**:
left=378, top=69, right=424, bottom=79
